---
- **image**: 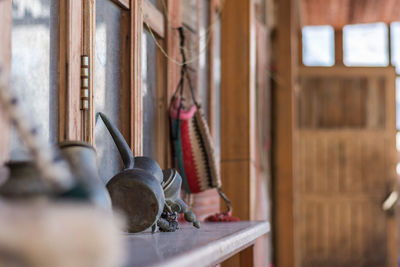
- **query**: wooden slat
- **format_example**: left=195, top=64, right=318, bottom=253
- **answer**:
left=273, top=0, right=298, bottom=266
left=143, top=0, right=165, bottom=39
left=334, top=29, right=343, bottom=65
left=110, top=0, right=130, bottom=10
left=165, top=0, right=181, bottom=167
left=130, top=0, right=143, bottom=155
left=59, top=0, right=83, bottom=141
left=302, top=0, right=400, bottom=29
left=82, top=0, right=95, bottom=144
left=207, top=0, right=217, bottom=137
left=220, top=0, right=256, bottom=266
left=0, top=0, right=11, bottom=180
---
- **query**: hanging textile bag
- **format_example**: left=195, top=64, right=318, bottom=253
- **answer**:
left=169, top=28, right=238, bottom=222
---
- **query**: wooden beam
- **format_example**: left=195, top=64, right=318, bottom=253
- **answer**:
left=335, top=28, right=343, bottom=66
left=59, top=0, right=83, bottom=141
left=165, top=0, right=181, bottom=167
left=273, top=0, right=297, bottom=266
left=82, top=0, right=95, bottom=144
left=220, top=0, right=256, bottom=265
left=110, top=0, right=130, bottom=10
left=0, top=0, right=11, bottom=180
left=143, top=0, right=165, bottom=39
left=207, top=0, right=217, bottom=137
left=130, top=0, right=143, bottom=155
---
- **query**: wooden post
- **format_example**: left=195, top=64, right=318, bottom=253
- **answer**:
left=82, top=0, right=95, bottom=144
left=273, top=0, right=297, bottom=266
left=59, top=0, right=83, bottom=141
left=220, top=0, right=256, bottom=265
left=0, top=0, right=11, bottom=180
left=130, top=0, right=143, bottom=155
left=335, top=28, right=343, bottom=65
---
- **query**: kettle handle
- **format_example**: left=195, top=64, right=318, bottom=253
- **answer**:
left=97, top=112, right=135, bottom=170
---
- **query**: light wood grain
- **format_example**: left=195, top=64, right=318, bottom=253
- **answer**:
left=59, top=0, right=83, bottom=141
left=130, top=0, right=144, bottom=155
left=110, top=0, right=130, bottom=10
left=143, top=0, right=165, bottom=38
left=220, top=0, right=256, bottom=266
left=0, top=0, right=11, bottom=179
left=82, top=0, right=95, bottom=144
left=273, top=0, right=298, bottom=266
left=301, top=0, right=400, bottom=28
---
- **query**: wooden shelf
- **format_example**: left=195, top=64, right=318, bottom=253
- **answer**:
left=124, top=221, right=270, bottom=267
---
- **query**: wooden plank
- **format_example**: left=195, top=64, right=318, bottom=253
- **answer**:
left=207, top=0, right=217, bottom=137
left=125, top=222, right=269, bottom=267
left=334, top=29, right=343, bottom=66
left=273, top=0, right=297, bottom=266
left=130, top=0, right=143, bottom=155
left=143, top=0, right=165, bottom=39
left=82, top=0, right=95, bottom=144
left=59, top=0, right=83, bottom=141
left=220, top=0, right=256, bottom=266
left=155, top=34, right=168, bottom=168
left=0, top=0, right=11, bottom=180
left=165, top=0, right=182, bottom=167
left=110, top=0, right=130, bottom=10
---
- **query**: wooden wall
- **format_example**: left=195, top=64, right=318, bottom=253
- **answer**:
left=295, top=66, right=398, bottom=267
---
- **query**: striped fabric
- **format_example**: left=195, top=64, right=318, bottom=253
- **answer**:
left=170, top=99, right=220, bottom=194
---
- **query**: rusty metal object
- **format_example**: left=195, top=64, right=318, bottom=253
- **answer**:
left=98, top=112, right=165, bottom=233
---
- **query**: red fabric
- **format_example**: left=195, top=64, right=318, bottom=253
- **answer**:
left=180, top=120, right=201, bottom=193
left=204, top=212, right=240, bottom=222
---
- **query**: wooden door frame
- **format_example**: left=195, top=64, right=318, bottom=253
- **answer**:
left=273, top=0, right=298, bottom=266
left=220, top=0, right=257, bottom=265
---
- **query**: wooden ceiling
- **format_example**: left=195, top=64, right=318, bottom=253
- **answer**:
left=300, top=0, right=400, bottom=29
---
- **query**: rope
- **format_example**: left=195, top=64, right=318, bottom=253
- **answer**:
left=142, top=0, right=226, bottom=66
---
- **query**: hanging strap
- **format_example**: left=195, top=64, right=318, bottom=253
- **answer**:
left=171, top=27, right=200, bottom=109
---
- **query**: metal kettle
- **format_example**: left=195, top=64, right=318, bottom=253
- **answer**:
left=97, top=112, right=165, bottom=233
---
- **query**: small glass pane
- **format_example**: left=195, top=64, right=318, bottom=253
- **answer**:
left=10, top=0, right=59, bottom=160
left=302, top=25, right=334, bottom=66
left=142, top=31, right=158, bottom=159
left=391, top=22, right=400, bottom=74
left=94, top=0, right=123, bottom=184
left=343, top=23, right=388, bottom=66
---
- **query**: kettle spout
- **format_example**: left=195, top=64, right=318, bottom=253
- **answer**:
left=97, top=112, right=135, bottom=170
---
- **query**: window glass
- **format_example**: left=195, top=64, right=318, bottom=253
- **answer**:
left=142, top=31, right=159, bottom=159
left=343, top=23, right=388, bottom=66
left=302, top=25, right=334, bottom=66
left=94, top=0, right=123, bottom=184
left=391, top=22, right=400, bottom=74
left=10, top=0, right=59, bottom=160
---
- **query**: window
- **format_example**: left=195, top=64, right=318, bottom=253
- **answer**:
left=94, top=0, right=125, bottom=183
left=10, top=0, right=59, bottom=160
left=343, top=23, right=388, bottom=66
left=302, top=25, right=334, bottom=66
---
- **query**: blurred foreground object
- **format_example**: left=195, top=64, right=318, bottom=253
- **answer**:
left=0, top=202, right=124, bottom=267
